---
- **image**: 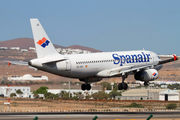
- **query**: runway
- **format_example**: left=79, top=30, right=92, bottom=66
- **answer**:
left=0, top=112, right=180, bottom=120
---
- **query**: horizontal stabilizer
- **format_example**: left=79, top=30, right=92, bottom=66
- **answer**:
left=41, top=57, right=67, bottom=64
left=4, top=61, right=28, bottom=66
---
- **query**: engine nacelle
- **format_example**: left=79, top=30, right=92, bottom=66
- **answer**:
left=134, top=69, right=158, bottom=81
left=79, top=78, right=103, bottom=83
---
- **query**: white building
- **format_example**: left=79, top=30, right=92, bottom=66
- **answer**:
left=0, top=86, right=31, bottom=97
left=21, top=49, right=28, bottom=52
left=8, top=74, right=48, bottom=81
left=115, top=89, right=180, bottom=101
left=0, top=47, right=8, bottom=50
left=28, top=93, right=44, bottom=99
left=47, top=89, right=112, bottom=98
left=56, top=48, right=62, bottom=53
left=29, top=47, right=36, bottom=50
left=57, top=48, right=92, bottom=55
left=159, top=89, right=179, bottom=101
left=10, top=47, right=20, bottom=50
left=136, top=81, right=180, bottom=85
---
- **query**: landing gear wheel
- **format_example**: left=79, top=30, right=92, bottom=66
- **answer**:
left=118, top=83, right=128, bottom=90
left=118, top=83, right=123, bottom=90
left=81, top=84, right=91, bottom=91
left=144, top=81, right=149, bottom=86
left=86, top=84, right=91, bottom=90
left=81, top=84, right=86, bottom=91
left=122, top=83, right=128, bottom=90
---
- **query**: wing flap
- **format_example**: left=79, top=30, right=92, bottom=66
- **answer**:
left=119, top=65, right=152, bottom=76
left=96, top=64, right=153, bottom=77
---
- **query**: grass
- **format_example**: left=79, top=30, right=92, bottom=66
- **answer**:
left=122, top=102, right=144, bottom=108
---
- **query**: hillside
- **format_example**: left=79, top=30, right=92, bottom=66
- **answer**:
left=0, top=38, right=101, bottom=52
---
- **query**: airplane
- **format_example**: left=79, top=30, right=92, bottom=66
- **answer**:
left=8, top=18, right=178, bottom=91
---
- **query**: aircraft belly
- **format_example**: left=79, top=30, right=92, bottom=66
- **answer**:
left=71, top=69, right=98, bottom=78
left=69, top=66, right=100, bottom=78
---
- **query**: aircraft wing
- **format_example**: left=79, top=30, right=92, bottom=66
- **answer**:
left=97, top=55, right=178, bottom=77
left=96, top=64, right=153, bottom=77
left=158, top=55, right=178, bottom=65
left=4, top=61, right=28, bottom=66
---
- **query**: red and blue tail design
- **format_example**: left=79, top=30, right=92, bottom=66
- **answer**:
left=37, top=37, right=50, bottom=48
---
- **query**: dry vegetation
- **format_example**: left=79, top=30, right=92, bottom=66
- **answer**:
left=0, top=98, right=180, bottom=111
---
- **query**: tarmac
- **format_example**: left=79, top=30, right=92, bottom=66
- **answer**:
left=0, top=112, right=179, bottom=120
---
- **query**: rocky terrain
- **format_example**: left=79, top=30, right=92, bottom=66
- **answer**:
left=0, top=38, right=101, bottom=52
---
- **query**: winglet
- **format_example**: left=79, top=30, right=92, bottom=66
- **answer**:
left=7, top=60, right=11, bottom=66
left=173, top=54, right=178, bottom=61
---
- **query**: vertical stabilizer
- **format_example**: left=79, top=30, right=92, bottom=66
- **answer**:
left=30, top=18, right=60, bottom=58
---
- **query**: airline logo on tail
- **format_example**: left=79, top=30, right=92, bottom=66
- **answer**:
left=37, top=37, right=50, bottom=48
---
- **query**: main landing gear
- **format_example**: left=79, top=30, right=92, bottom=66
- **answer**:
left=118, top=74, right=128, bottom=90
left=81, top=84, right=91, bottom=91
left=144, top=81, right=149, bottom=86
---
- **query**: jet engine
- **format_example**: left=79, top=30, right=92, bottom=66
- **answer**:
left=134, top=69, right=158, bottom=81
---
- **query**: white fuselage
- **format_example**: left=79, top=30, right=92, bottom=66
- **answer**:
left=30, top=50, right=161, bottom=79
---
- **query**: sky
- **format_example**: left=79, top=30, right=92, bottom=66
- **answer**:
left=0, top=0, right=180, bottom=55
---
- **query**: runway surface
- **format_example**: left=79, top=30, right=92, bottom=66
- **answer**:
left=0, top=112, right=180, bottom=120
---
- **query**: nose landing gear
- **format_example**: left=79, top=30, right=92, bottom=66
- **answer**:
left=144, top=81, right=149, bottom=86
left=81, top=84, right=91, bottom=91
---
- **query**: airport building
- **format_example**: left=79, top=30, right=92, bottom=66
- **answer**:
left=115, top=89, right=180, bottom=101
left=0, top=86, right=31, bottom=97
left=159, top=89, right=179, bottom=101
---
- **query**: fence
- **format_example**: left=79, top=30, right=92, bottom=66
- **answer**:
left=0, top=108, right=179, bottom=113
